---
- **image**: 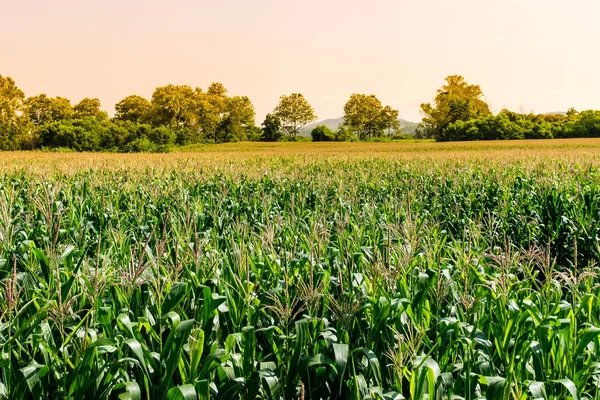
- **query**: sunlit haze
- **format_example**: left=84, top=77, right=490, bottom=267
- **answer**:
left=2, top=0, right=599, bottom=122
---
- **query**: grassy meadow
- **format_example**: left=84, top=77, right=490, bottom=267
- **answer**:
left=2, top=139, right=600, bottom=399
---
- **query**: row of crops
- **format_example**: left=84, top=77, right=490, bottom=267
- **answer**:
left=1, top=158, right=600, bottom=399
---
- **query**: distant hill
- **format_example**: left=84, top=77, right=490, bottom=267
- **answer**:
left=299, top=117, right=419, bottom=136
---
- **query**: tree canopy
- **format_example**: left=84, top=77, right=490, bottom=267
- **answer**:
left=0, top=74, right=28, bottom=150
left=419, top=75, right=491, bottom=140
left=342, top=94, right=401, bottom=140
left=25, top=94, right=73, bottom=127
left=261, top=113, right=282, bottom=142
left=73, top=98, right=109, bottom=121
left=273, top=93, right=317, bottom=139
left=3, top=72, right=600, bottom=151
left=114, top=95, right=151, bottom=123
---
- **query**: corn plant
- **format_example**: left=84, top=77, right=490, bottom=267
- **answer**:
left=1, top=158, right=600, bottom=399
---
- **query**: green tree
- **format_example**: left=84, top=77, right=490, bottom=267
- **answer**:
left=207, top=82, right=228, bottom=99
left=39, top=117, right=104, bottom=151
left=149, top=85, right=197, bottom=132
left=381, top=105, right=401, bottom=136
left=198, top=83, right=228, bottom=141
left=273, top=93, right=317, bottom=139
left=25, top=94, right=73, bottom=127
left=216, top=96, right=256, bottom=142
left=73, top=98, right=109, bottom=121
left=419, top=75, right=490, bottom=140
left=114, top=95, right=151, bottom=123
left=245, top=125, right=262, bottom=141
left=566, top=110, right=600, bottom=138
left=0, top=74, right=28, bottom=150
left=343, top=94, right=395, bottom=140
left=147, top=126, right=176, bottom=146
left=261, top=113, right=282, bottom=142
left=311, top=125, right=336, bottom=141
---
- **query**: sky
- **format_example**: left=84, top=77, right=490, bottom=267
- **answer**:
left=2, top=0, right=599, bottom=123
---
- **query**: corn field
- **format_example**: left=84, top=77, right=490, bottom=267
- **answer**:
left=2, top=155, right=600, bottom=399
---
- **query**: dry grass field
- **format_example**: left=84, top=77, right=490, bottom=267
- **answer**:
left=1, top=138, right=600, bottom=175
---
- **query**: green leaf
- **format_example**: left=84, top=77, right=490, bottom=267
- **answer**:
left=361, top=347, right=382, bottom=386
left=195, top=380, right=210, bottom=400
left=242, top=325, right=256, bottom=377
left=32, top=247, right=50, bottom=284
left=575, top=326, right=600, bottom=356
left=158, top=319, right=195, bottom=398
left=333, top=343, right=349, bottom=395
left=217, top=378, right=245, bottom=400
left=551, top=378, right=579, bottom=400
left=20, top=364, right=44, bottom=396
left=166, top=384, right=197, bottom=400
left=124, top=338, right=151, bottom=376
left=163, top=282, right=189, bottom=314
left=114, top=381, right=141, bottom=400
left=478, top=376, right=506, bottom=399
left=530, top=341, right=545, bottom=381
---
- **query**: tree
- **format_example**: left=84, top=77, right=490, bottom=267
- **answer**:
left=216, top=96, right=256, bottom=142
left=207, top=82, right=228, bottom=98
left=0, top=74, right=28, bottom=150
left=419, top=75, right=490, bottom=140
left=39, top=117, right=104, bottom=151
left=147, top=126, right=176, bottom=146
left=25, top=94, right=73, bottom=127
left=273, top=93, right=317, bottom=139
left=148, top=85, right=197, bottom=132
left=381, top=105, right=401, bottom=136
left=73, top=98, right=109, bottom=121
left=342, top=94, right=395, bottom=140
left=245, top=125, right=262, bottom=141
left=311, top=125, right=336, bottom=142
left=114, top=95, right=151, bottom=123
left=198, top=82, right=229, bottom=141
left=566, top=110, right=600, bottom=138
left=261, top=113, right=282, bottom=142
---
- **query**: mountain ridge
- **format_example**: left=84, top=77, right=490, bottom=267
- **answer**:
left=299, top=117, right=419, bottom=136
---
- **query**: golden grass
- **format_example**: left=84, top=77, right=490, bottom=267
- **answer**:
left=1, top=138, right=600, bottom=175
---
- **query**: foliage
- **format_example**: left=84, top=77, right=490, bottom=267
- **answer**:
left=114, top=95, right=152, bottom=123
left=73, top=98, right=109, bottom=121
left=2, top=158, right=600, bottom=399
left=261, top=113, right=282, bottom=142
left=215, top=96, right=256, bottom=143
left=6, top=72, right=600, bottom=149
left=147, top=125, right=176, bottom=146
left=24, top=94, right=73, bottom=127
left=435, top=109, right=600, bottom=141
left=39, top=117, right=103, bottom=151
left=273, top=93, right=317, bottom=139
left=148, top=84, right=198, bottom=131
left=0, top=74, right=28, bottom=150
left=419, top=75, right=491, bottom=139
left=245, top=125, right=263, bottom=142
left=564, top=110, right=600, bottom=138
left=311, top=124, right=336, bottom=141
left=342, top=94, right=400, bottom=140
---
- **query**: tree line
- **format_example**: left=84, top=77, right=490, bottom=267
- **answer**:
left=416, top=75, right=600, bottom=141
left=1, top=73, right=599, bottom=151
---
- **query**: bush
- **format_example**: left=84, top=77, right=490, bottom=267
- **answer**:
left=39, top=117, right=104, bottom=151
left=311, top=125, right=336, bottom=141
left=148, top=126, right=176, bottom=145
left=122, top=137, right=157, bottom=153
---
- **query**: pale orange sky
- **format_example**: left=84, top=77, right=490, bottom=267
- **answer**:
left=2, top=0, right=599, bottom=122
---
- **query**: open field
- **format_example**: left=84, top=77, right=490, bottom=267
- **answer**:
left=2, top=138, right=600, bottom=173
left=2, top=140, right=600, bottom=399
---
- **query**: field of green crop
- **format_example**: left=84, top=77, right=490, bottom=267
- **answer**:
left=2, top=141, right=600, bottom=399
